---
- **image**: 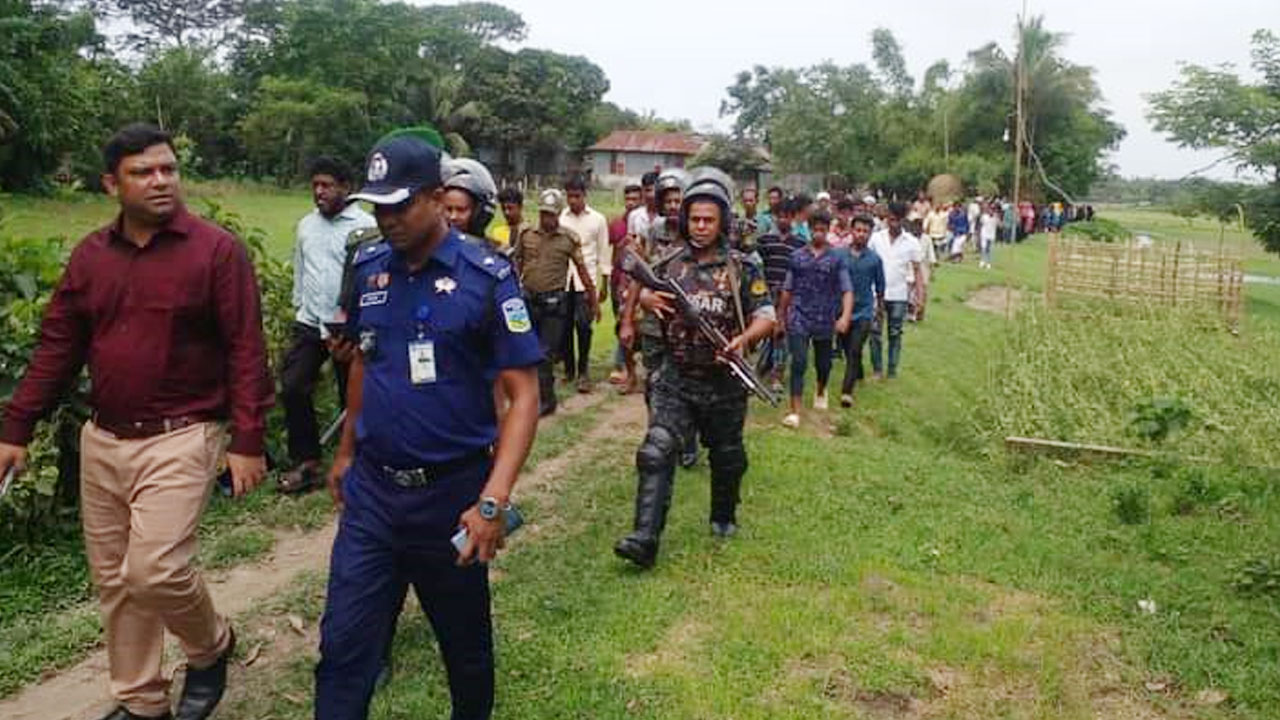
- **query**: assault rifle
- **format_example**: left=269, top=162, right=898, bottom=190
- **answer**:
left=622, top=248, right=778, bottom=406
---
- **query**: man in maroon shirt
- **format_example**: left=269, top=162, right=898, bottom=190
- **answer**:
left=0, top=124, right=274, bottom=720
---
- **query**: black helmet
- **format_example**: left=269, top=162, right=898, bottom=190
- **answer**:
left=656, top=168, right=690, bottom=201
left=443, top=157, right=498, bottom=236
left=679, top=166, right=734, bottom=246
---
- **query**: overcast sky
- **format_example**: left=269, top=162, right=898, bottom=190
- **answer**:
left=475, top=0, right=1276, bottom=180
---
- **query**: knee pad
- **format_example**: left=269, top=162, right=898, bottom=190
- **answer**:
left=636, top=426, right=679, bottom=472
left=708, top=444, right=747, bottom=479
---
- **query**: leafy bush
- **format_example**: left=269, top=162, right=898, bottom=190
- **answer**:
left=1128, top=397, right=1193, bottom=445
left=0, top=212, right=89, bottom=540
left=1231, top=555, right=1280, bottom=597
left=1111, top=482, right=1151, bottom=525
left=1063, top=217, right=1130, bottom=242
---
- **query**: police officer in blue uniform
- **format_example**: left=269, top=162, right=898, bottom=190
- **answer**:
left=315, top=134, right=542, bottom=720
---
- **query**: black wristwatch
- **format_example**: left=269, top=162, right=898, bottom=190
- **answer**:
left=478, top=496, right=502, bottom=522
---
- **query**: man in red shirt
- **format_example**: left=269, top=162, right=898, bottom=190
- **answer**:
left=0, top=124, right=274, bottom=720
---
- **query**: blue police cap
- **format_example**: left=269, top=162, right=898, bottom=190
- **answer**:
left=351, top=135, right=443, bottom=206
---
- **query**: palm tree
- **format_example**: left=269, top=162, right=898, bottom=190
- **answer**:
left=964, top=15, right=1105, bottom=200
left=405, top=69, right=483, bottom=157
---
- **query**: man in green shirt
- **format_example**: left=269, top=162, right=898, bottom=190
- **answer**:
left=510, top=189, right=598, bottom=416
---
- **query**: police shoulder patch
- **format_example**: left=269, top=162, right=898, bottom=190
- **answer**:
left=501, top=297, right=532, bottom=333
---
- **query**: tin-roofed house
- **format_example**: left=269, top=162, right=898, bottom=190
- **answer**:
left=584, top=131, right=708, bottom=188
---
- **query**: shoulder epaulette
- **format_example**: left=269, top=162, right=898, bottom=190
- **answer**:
left=347, top=226, right=382, bottom=247
left=459, top=239, right=513, bottom=281
left=352, top=241, right=391, bottom=266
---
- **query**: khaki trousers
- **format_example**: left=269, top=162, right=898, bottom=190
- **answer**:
left=80, top=420, right=231, bottom=716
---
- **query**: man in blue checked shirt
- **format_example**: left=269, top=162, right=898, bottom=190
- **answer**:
left=316, top=133, right=542, bottom=720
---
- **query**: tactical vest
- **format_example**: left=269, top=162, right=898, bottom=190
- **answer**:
left=659, top=252, right=742, bottom=371
left=645, top=217, right=680, bottom=258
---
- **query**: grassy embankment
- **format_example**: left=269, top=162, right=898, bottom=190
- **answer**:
left=220, top=198, right=1280, bottom=718
left=4, top=187, right=1280, bottom=717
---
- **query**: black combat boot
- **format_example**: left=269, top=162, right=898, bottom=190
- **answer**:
left=709, top=472, right=742, bottom=538
left=614, top=469, right=673, bottom=568
left=537, top=362, right=557, bottom=417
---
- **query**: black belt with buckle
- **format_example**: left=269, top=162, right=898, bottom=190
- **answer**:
left=93, top=414, right=217, bottom=439
left=370, top=450, right=490, bottom=489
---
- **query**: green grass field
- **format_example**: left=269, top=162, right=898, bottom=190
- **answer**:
left=3, top=185, right=1280, bottom=718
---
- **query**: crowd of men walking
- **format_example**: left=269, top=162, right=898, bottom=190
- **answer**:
left=0, top=121, right=1082, bottom=720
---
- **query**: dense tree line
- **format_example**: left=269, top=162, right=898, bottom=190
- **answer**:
left=0, top=0, right=661, bottom=190
left=719, top=18, right=1125, bottom=201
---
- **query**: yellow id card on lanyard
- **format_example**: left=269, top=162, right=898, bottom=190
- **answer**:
left=408, top=341, right=437, bottom=384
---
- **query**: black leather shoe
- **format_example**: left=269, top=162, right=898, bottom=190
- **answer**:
left=614, top=535, right=658, bottom=569
left=100, top=707, right=172, bottom=720
left=175, top=628, right=236, bottom=720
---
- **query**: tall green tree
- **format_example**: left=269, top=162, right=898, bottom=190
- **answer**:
left=459, top=46, right=609, bottom=171
left=135, top=47, right=238, bottom=175
left=233, top=0, right=541, bottom=172
left=0, top=1, right=137, bottom=190
left=722, top=18, right=1122, bottom=198
left=91, top=0, right=245, bottom=51
left=238, top=77, right=370, bottom=181
left=1149, top=29, right=1280, bottom=252
left=961, top=16, right=1124, bottom=200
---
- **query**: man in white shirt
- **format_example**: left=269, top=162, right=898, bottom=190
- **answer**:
left=979, top=204, right=999, bottom=269
left=967, top=196, right=982, bottom=250
left=559, top=175, right=610, bottom=392
left=279, top=156, right=376, bottom=493
left=867, top=202, right=923, bottom=379
left=627, top=171, right=660, bottom=248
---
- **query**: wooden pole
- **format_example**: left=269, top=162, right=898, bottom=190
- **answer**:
left=1012, top=10, right=1025, bottom=205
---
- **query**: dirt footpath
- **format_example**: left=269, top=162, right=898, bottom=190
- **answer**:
left=0, top=389, right=624, bottom=720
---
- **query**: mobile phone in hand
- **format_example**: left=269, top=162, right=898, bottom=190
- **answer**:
left=451, top=504, right=525, bottom=553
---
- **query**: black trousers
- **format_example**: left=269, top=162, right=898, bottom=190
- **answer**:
left=840, top=319, right=873, bottom=395
left=529, top=291, right=570, bottom=409
left=280, top=322, right=349, bottom=465
left=562, top=290, right=593, bottom=380
left=646, top=369, right=748, bottom=524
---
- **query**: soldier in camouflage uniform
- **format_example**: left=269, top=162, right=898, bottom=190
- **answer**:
left=619, top=168, right=703, bottom=467
left=620, top=168, right=687, bottom=376
left=614, top=168, right=777, bottom=569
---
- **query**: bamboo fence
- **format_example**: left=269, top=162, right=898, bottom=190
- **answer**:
left=1046, top=235, right=1243, bottom=328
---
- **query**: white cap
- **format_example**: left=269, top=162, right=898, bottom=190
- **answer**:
left=816, top=191, right=831, bottom=202
left=862, top=195, right=877, bottom=205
